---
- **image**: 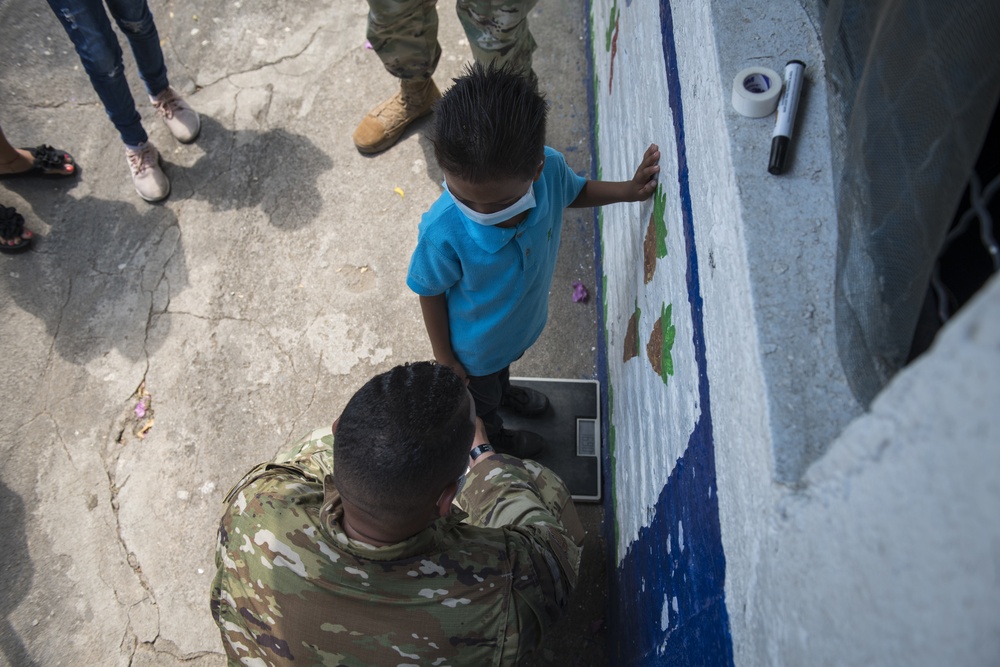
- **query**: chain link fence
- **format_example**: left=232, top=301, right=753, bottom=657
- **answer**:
left=812, top=0, right=1000, bottom=405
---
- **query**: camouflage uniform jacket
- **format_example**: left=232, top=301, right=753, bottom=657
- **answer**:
left=211, top=427, right=583, bottom=666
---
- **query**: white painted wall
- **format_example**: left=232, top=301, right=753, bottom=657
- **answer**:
left=736, top=276, right=1000, bottom=665
left=592, top=0, right=702, bottom=562
left=592, top=0, right=1000, bottom=663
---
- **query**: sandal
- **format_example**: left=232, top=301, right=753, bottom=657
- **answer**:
left=0, top=145, right=76, bottom=178
left=0, top=205, right=33, bottom=254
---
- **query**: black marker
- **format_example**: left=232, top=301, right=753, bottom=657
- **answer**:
left=768, top=60, right=805, bottom=175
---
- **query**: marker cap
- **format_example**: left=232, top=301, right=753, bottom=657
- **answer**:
left=768, top=135, right=790, bottom=175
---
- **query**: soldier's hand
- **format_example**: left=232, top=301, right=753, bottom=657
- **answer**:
left=473, top=418, right=489, bottom=447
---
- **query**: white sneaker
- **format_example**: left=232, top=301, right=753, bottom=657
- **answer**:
left=150, top=87, right=201, bottom=143
left=125, top=143, right=170, bottom=202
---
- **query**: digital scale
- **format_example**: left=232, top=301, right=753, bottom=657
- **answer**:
left=497, top=378, right=602, bottom=502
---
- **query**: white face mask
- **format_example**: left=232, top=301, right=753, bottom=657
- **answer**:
left=445, top=181, right=536, bottom=226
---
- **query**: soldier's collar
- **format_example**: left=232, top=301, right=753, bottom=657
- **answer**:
left=320, top=477, right=469, bottom=561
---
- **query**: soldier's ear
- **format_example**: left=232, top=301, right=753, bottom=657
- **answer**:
left=435, top=480, right=459, bottom=518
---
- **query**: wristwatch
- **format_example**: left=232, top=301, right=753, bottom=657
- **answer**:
left=469, top=444, right=495, bottom=461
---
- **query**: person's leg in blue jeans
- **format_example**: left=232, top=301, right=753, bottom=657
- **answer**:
left=46, top=0, right=199, bottom=202
left=47, top=0, right=148, bottom=147
left=103, top=0, right=169, bottom=97
left=102, top=0, right=199, bottom=144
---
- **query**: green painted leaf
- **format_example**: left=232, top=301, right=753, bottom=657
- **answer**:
left=608, top=383, right=618, bottom=545
left=660, top=304, right=676, bottom=381
left=602, top=274, right=609, bottom=323
left=592, top=73, right=601, bottom=158
left=605, top=1, right=619, bottom=51
left=653, top=185, right=668, bottom=258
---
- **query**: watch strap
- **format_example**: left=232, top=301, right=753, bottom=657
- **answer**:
left=469, top=444, right=495, bottom=460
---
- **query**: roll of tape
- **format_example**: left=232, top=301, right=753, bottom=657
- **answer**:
left=731, top=67, right=782, bottom=118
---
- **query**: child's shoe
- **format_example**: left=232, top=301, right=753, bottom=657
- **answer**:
left=501, top=385, right=549, bottom=417
left=126, top=142, right=170, bottom=202
left=353, top=78, right=441, bottom=154
left=151, top=87, right=201, bottom=143
left=492, top=428, right=545, bottom=459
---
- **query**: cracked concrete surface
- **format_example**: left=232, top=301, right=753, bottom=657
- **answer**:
left=1, top=1, right=606, bottom=665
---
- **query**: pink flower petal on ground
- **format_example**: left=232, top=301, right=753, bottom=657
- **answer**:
left=364, top=40, right=373, bottom=49
left=572, top=281, right=589, bottom=303
left=134, top=402, right=147, bottom=418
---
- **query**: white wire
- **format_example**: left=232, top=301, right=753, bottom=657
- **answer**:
left=968, top=171, right=1000, bottom=271
left=931, top=263, right=950, bottom=323
left=946, top=170, right=1000, bottom=248
left=933, top=169, right=999, bottom=324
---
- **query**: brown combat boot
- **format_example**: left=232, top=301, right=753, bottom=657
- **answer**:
left=353, top=78, right=441, bottom=154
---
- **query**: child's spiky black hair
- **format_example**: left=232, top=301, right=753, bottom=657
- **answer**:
left=432, top=61, right=547, bottom=183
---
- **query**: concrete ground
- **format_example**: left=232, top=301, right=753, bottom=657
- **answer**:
left=0, top=1, right=607, bottom=665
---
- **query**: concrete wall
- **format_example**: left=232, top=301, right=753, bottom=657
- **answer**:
left=590, top=0, right=1000, bottom=664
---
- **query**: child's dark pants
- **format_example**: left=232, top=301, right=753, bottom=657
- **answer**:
left=466, top=365, right=511, bottom=440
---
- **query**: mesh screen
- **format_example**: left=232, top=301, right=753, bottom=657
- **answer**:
left=814, top=0, right=1000, bottom=405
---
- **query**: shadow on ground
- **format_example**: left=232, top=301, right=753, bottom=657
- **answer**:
left=169, top=116, right=334, bottom=230
left=0, top=188, right=186, bottom=365
left=0, top=479, right=38, bottom=667
left=0, top=115, right=336, bottom=364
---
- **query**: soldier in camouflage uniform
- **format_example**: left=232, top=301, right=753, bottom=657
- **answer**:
left=210, top=361, right=584, bottom=665
left=353, top=0, right=539, bottom=154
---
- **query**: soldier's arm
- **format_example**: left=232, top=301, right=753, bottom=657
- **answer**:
left=459, top=455, right=584, bottom=658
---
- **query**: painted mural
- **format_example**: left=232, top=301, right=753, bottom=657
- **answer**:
left=590, top=0, right=733, bottom=663
left=592, top=0, right=699, bottom=570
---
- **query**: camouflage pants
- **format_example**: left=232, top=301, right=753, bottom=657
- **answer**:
left=366, top=0, right=539, bottom=81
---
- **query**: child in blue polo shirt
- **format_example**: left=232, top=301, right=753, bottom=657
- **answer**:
left=407, top=62, right=659, bottom=457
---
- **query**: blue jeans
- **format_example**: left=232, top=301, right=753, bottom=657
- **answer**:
left=47, top=0, right=170, bottom=146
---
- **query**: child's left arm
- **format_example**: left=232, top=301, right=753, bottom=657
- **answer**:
left=569, top=143, right=660, bottom=208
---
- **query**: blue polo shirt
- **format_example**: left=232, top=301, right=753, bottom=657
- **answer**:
left=407, top=147, right=587, bottom=376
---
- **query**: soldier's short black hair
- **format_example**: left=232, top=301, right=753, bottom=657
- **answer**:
left=432, top=61, right=547, bottom=183
left=334, top=361, right=473, bottom=515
